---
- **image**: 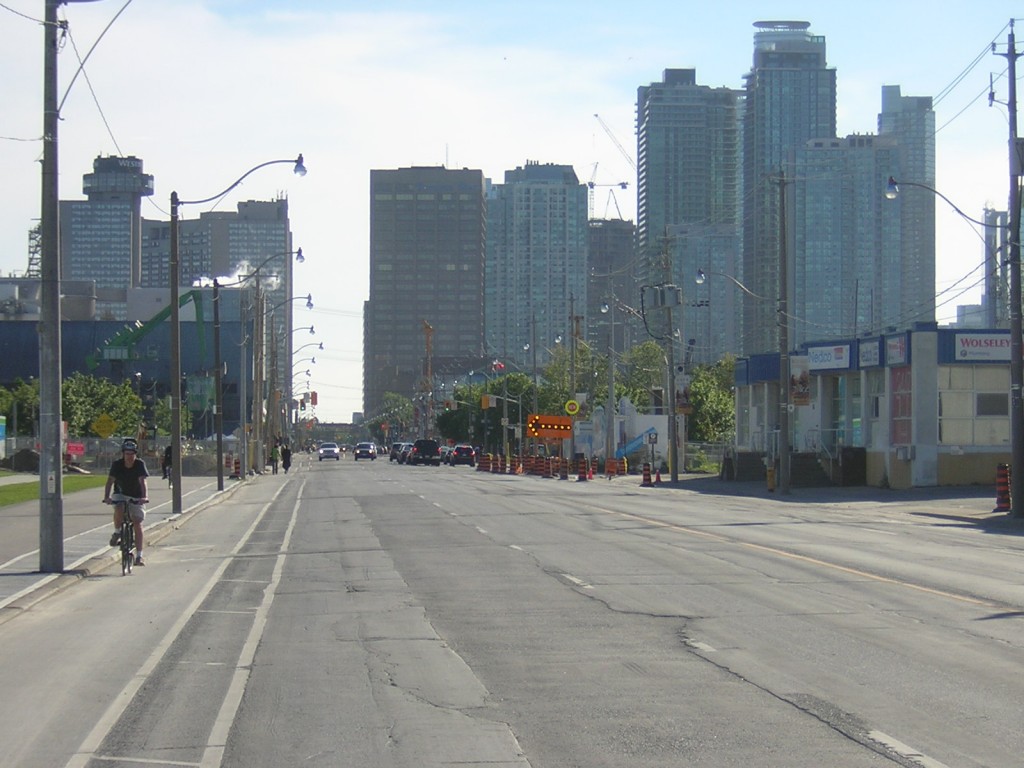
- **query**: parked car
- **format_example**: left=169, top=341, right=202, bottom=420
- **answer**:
left=408, top=438, right=442, bottom=466
left=449, top=444, right=476, bottom=467
left=318, top=442, right=341, bottom=461
left=354, top=441, right=377, bottom=460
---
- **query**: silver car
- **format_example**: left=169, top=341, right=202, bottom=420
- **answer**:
left=318, top=442, right=341, bottom=461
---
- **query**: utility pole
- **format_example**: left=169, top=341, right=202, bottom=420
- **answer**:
left=997, top=22, right=1024, bottom=517
left=39, top=0, right=63, bottom=571
left=777, top=172, right=792, bottom=494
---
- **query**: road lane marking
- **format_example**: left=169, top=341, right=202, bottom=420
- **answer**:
left=63, top=482, right=294, bottom=768
left=200, top=485, right=301, bottom=767
left=869, top=730, right=952, bottom=768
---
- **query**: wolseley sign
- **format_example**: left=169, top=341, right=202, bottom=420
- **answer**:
left=955, top=333, right=1011, bottom=361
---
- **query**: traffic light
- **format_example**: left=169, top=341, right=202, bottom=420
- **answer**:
left=300, top=400, right=306, bottom=411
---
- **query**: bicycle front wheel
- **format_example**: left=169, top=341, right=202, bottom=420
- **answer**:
left=121, top=524, right=134, bottom=575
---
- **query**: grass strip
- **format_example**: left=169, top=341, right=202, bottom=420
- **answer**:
left=0, top=475, right=108, bottom=507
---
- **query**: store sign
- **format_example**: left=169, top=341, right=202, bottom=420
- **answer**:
left=955, top=333, right=1011, bottom=361
left=859, top=339, right=881, bottom=368
left=807, top=344, right=851, bottom=371
left=886, top=335, right=908, bottom=366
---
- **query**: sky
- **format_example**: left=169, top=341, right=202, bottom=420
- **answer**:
left=1, top=1, right=1022, bottom=423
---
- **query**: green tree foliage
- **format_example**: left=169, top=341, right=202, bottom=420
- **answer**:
left=617, top=341, right=667, bottom=412
left=686, top=356, right=735, bottom=443
left=62, top=373, right=142, bottom=438
left=152, top=394, right=192, bottom=438
left=3, top=378, right=38, bottom=436
left=366, top=392, right=414, bottom=442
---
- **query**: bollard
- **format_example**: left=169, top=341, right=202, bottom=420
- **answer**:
left=641, top=462, right=653, bottom=487
left=996, top=463, right=1011, bottom=512
left=766, top=465, right=776, bottom=492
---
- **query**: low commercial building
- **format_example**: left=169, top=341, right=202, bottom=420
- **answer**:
left=735, top=323, right=1010, bottom=488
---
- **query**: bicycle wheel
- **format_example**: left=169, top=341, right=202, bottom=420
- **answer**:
left=121, top=522, right=134, bottom=575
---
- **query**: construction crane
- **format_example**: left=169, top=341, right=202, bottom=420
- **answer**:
left=586, top=161, right=628, bottom=219
left=594, top=113, right=636, bottom=171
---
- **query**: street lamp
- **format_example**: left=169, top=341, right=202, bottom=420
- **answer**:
left=217, top=248, right=303, bottom=483
left=600, top=301, right=617, bottom=466
left=887, top=175, right=1023, bottom=515
left=170, top=155, right=305, bottom=512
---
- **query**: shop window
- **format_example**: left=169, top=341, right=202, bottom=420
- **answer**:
left=977, top=393, right=1009, bottom=417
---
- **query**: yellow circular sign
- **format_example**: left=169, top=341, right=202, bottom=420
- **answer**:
left=92, top=413, right=117, bottom=439
left=565, top=399, right=580, bottom=416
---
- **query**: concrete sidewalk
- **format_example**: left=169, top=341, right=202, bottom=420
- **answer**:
left=0, top=473, right=248, bottom=624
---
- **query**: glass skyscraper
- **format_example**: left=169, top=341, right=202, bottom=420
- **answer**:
left=741, top=21, right=837, bottom=355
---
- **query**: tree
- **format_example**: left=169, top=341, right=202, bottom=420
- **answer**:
left=618, top=341, right=667, bottom=412
left=62, top=373, right=142, bottom=438
left=4, top=378, right=39, bottom=436
left=686, top=356, right=735, bottom=443
left=153, top=394, right=192, bottom=438
left=366, top=392, right=414, bottom=443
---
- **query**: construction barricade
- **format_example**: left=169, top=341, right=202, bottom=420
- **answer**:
left=996, top=463, right=1011, bottom=512
left=641, top=462, right=653, bottom=487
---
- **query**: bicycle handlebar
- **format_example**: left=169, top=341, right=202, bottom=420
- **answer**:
left=105, top=495, right=148, bottom=505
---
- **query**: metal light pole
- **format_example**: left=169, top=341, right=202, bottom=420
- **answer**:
left=169, top=156, right=305, bottom=512
left=777, top=172, right=791, bottom=494
left=601, top=301, right=616, bottom=465
left=212, top=279, right=224, bottom=490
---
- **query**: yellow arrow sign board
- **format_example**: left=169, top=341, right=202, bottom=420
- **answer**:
left=526, top=414, right=573, bottom=439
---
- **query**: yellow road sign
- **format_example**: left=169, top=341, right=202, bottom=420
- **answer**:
left=92, top=413, right=117, bottom=438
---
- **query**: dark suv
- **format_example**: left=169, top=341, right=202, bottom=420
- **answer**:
left=408, top=439, right=442, bottom=466
left=449, top=444, right=476, bottom=466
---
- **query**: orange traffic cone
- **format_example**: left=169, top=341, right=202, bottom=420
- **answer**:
left=654, top=468, right=662, bottom=485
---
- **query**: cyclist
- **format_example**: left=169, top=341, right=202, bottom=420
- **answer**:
left=104, top=438, right=150, bottom=566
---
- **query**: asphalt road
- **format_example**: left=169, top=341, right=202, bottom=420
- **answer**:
left=0, top=457, right=1019, bottom=767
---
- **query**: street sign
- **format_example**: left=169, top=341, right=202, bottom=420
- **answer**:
left=92, top=413, right=117, bottom=438
left=565, top=399, right=580, bottom=415
left=526, top=413, right=573, bottom=439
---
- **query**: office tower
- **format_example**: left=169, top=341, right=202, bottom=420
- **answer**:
left=635, top=68, right=741, bottom=363
left=364, top=166, right=486, bottom=420
left=790, top=134, right=902, bottom=345
left=59, top=155, right=154, bottom=320
left=141, top=198, right=295, bottom=434
left=878, top=85, right=936, bottom=328
left=485, top=161, right=589, bottom=372
left=741, top=21, right=836, bottom=355
left=587, top=218, right=637, bottom=355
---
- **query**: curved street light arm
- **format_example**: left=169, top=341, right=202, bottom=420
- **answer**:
left=174, top=156, right=306, bottom=207
left=885, top=177, right=996, bottom=229
left=695, top=268, right=775, bottom=302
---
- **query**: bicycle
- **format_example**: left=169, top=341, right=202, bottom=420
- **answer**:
left=106, top=494, right=145, bottom=575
